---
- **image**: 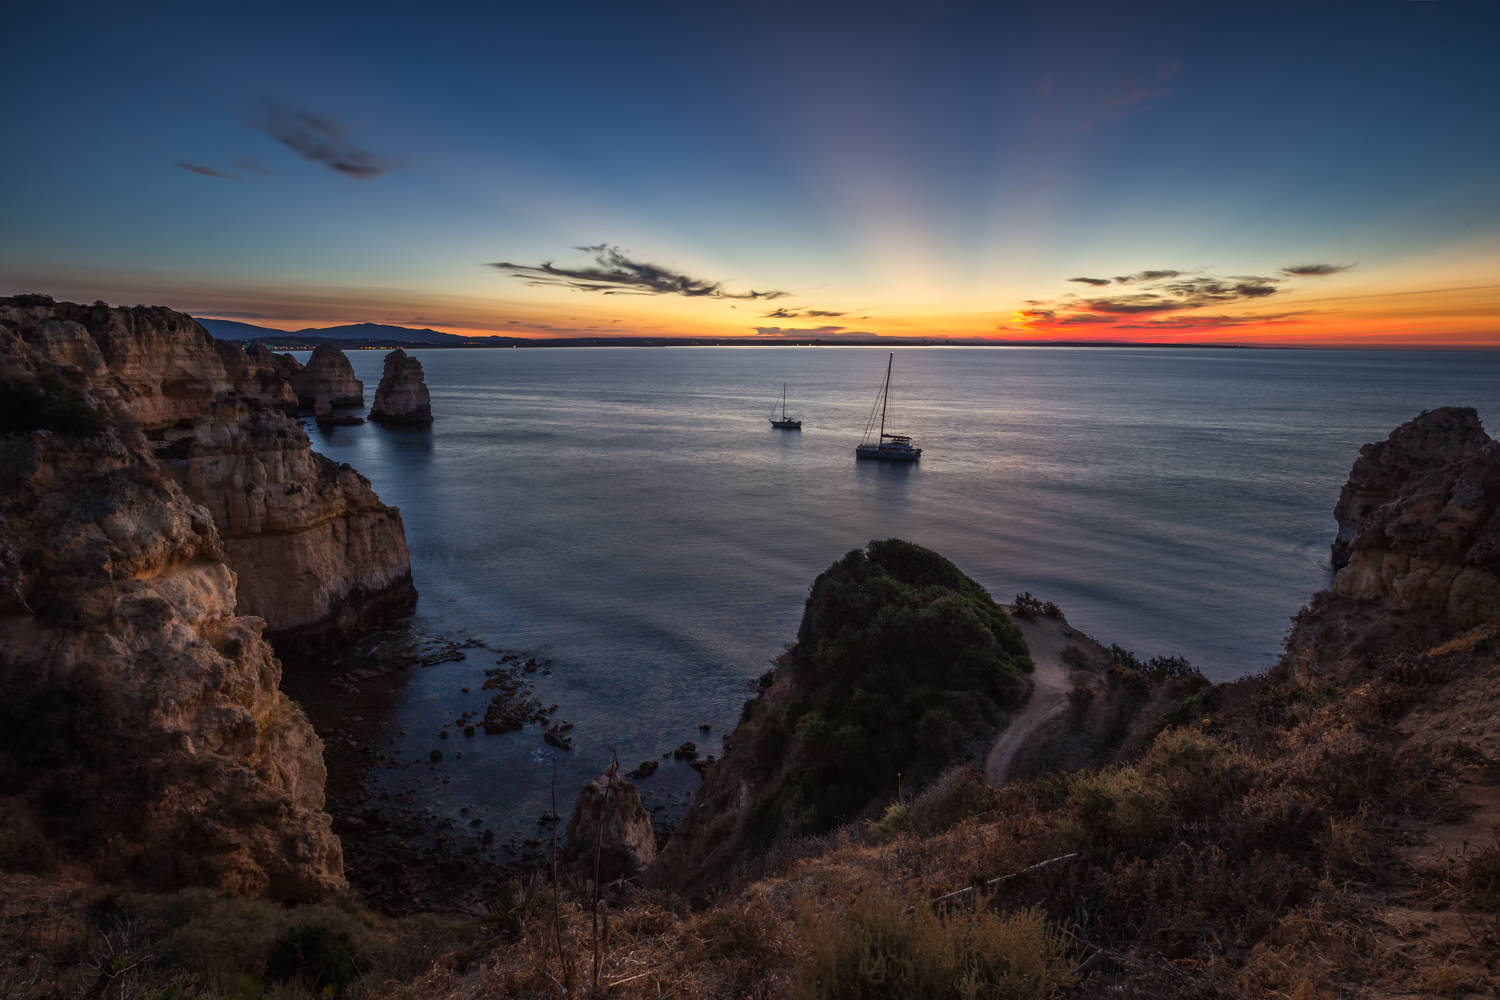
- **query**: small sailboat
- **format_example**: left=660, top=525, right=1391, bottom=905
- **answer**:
left=855, top=353, right=921, bottom=462
left=769, top=382, right=801, bottom=430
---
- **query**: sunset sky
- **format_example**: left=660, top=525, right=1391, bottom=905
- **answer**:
left=4, top=1, right=1498, bottom=346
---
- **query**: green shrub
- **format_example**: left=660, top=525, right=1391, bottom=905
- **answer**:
left=1062, top=767, right=1165, bottom=856
left=755, top=541, right=1030, bottom=836
left=0, top=374, right=105, bottom=436
left=794, top=887, right=1074, bottom=1000
left=264, top=923, right=362, bottom=994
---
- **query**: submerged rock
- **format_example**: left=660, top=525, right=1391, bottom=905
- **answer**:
left=564, top=765, right=656, bottom=882
left=369, top=348, right=433, bottom=425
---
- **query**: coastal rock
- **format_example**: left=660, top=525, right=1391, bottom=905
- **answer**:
left=563, top=766, right=656, bottom=882
left=1329, top=407, right=1499, bottom=622
left=369, top=348, right=433, bottom=425
left=1, top=296, right=232, bottom=428
left=214, top=340, right=299, bottom=413
left=1, top=297, right=415, bottom=644
left=0, top=330, right=343, bottom=898
left=184, top=400, right=414, bottom=637
left=1284, top=407, right=1500, bottom=684
left=290, top=343, right=363, bottom=412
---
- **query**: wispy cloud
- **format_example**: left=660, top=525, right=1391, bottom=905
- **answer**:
left=233, top=158, right=272, bottom=176
left=1115, top=269, right=1185, bottom=284
left=177, top=160, right=234, bottom=178
left=1015, top=262, right=1344, bottom=335
left=763, top=306, right=845, bottom=318
left=1281, top=263, right=1355, bottom=277
left=252, top=100, right=389, bottom=179
left=491, top=244, right=788, bottom=300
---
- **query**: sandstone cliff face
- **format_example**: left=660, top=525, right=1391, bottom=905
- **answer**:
left=184, top=401, right=414, bottom=637
left=1283, top=407, right=1499, bottom=684
left=0, top=327, right=344, bottom=898
left=369, top=349, right=433, bottom=425
left=1, top=296, right=414, bottom=644
left=291, top=343, right=363, bottom=412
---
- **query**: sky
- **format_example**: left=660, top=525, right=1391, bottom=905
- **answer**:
left=3, top=0, right=1498, bottom=346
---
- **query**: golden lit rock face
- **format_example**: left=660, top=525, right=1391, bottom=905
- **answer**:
left=185, top=401, right=413, bottom=634
left=1281, top=407, right=1500, bottom=686
left=1, top=297, right=414, bottom=640
left=0, top=428, right=345, bottom=900
left=0, top=295, right=418, bottom=900
left=1330, top=407, right=1500, bottom=625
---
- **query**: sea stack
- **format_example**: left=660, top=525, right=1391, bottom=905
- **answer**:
left=369, top=348, right=433, bottom=425
left=290, top=342, right=363, bottom=414
left=563, top=766, right=657, bottom=882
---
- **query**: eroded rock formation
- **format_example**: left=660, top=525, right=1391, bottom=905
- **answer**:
left=369, top=348, right=433, bottom=425
left=185, top=401, right=414, bottom=637
left=563, top=766, right=656, bottom=882
left=0, top=321, right=344, bottom=899
left=1284, top=407, right=1499, bottom=684
left=290, top=342, right=363, bottom=414
left=0, top=296, right=414, bottom=644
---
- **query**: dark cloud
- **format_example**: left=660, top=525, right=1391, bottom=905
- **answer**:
left=234, top=158, right=272, bottom=176
left=1281, top=263, right=1355, bottom=277
left=1113, top=269, right=1184, bottom=284
left=177, top=161, right=234, bottom=178
left=1085, top=296, right=1181, bottom=315
left=253, top=100, right=388, bottom=179
left=492, top=244, right=788, bottom=300
left=1067, top=277, right=1112, bottom=286
left=763, top=307, right=846, bottom=318
left=1056, top=314, right=1119, bottom=325
left=1110, top=312, right=1303, bottom=331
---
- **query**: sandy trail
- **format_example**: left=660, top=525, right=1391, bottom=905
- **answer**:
left=984, top=614, right=1090, bottom=786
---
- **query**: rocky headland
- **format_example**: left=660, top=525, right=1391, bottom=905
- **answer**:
left=369, top=348, right=433, bottom=425
left=0, top=295, right=416, bottom=903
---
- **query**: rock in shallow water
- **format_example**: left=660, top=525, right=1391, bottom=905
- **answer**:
left=369, top=348, right=433, bottom=425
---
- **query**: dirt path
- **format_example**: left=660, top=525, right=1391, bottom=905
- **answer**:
left=984, top=614, right=1091, bottom=786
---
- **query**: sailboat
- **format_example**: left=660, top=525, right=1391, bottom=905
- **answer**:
left=855, top=353, right=921, bottom=462
left=769, top=382, right=801, bottom=430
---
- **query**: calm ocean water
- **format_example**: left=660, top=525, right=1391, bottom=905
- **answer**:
left=293, top=346, right=1499, bottom=841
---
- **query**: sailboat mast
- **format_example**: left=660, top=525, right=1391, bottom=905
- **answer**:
left=879, top=353, right=892, bottom=438
left=782, top=382, right=788, bottom=420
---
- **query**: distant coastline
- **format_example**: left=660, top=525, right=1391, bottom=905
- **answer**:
left=240, top=334, right=1279, bottom=351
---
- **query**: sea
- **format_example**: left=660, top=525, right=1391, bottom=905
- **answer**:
left=288, top=345, right=1500, bottom=847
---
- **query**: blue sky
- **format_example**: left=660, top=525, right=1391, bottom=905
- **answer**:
left=3, top=1, right=1498, bottom=343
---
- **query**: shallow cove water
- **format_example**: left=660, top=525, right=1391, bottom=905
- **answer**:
left=287, top=345, right=1500, bottom=851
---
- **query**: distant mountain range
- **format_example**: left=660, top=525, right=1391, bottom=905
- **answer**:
left=196, top=318, right=472, bottom=344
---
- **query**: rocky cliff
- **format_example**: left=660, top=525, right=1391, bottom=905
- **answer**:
left=1283, top=407, right=1499, bottom=684
left=0, top=296, right=414, bottom=644
left=369, top=348, right=433, bottom=425
left=184, top=401, right=414, bottom=637
left=0, top=323, right=344, bottom=899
